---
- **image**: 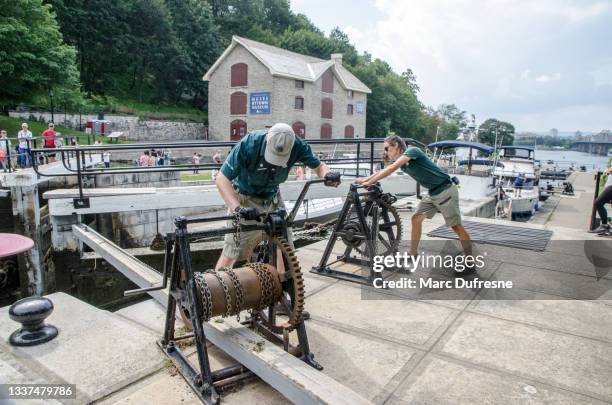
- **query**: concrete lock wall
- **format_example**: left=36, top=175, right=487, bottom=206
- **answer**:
left=90, top=172, right=223, bottom=248
left=8, top=111, right=207, bottom=141
left=91, top=172, right=187, bottom=248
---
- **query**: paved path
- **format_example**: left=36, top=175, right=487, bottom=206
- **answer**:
left=1, top=194, right=611, bottom=404
left=545, top=171, right=598, bottom=230
left=290, top=214, right=612, bottom=404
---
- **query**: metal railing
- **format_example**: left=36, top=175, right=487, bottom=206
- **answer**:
left=1, top=134, right=100, bottom=173
left=26, top=137, right=425, bottom=208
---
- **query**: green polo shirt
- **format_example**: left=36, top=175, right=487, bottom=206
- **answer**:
left=400, top=147, right=451, bottom=195
left=220, top=130, right=321, bottom=198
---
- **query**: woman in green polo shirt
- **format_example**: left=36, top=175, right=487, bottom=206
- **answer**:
left=356, top=135, right=475, bottom=274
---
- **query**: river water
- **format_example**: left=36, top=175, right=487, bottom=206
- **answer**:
left=535, top=149, right=610, bottom=170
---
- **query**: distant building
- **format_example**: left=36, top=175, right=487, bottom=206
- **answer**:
left=203, top=36, right=371, bottom=141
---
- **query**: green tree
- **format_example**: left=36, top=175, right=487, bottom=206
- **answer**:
left=436, top=104, right=467, bottom=128
left=401, top=68, right=420, bottom=94
left=328, top=27, right=359, bottom=66
left=478, top=118, right=515, bottom=146
left=351, top=58, right=421, bottom=137
left=127, top=0, right=181, bottom=103
left=46, top=0, right=131, bottom=96
left=166, top=0, right=220, bottom=105
left=0, top=0, right=80, bottom=102
left=279, top=29, right=336, bottom=59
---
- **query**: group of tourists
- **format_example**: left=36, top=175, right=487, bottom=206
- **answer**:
left=138, top=149, right=170, bottom=167
left=0, top=122, right=68, bottom=171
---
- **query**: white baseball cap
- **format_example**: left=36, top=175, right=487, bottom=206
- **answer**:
left=264, top=123, right=295, bottom=167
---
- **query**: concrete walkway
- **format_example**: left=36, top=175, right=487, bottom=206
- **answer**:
left=545, top=171, right=598, bottom=230
left=291, top=213, right=612, bottom=404
left=1, top=194, right=611, bottom=404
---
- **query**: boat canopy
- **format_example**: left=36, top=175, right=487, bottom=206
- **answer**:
left=427, top=140, right=494, bottom=154
left=501, top=145, right=534, bottom=151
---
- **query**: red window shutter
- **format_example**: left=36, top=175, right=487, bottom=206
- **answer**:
left=321, top=98, right=333, bottom=119
left=231, top=63, right=248, bottom=87
left=230, top=92, right=247, bottom=115
left=322, top=70, right=334, bottom=93
left=292, top=121, right=305, bottom=139
left=320, top=124, right=332, bottom=139
left=344, top=125, right=354, bottom=138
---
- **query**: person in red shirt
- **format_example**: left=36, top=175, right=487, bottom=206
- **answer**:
left=42, top=123, right=57, bottom=162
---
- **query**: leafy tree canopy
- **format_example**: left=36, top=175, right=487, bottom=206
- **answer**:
left=0, top=0, right=80, bottom=102
left=478, top=118, right=516, bottom=146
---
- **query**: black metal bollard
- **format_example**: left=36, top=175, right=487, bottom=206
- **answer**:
left=8, top=296, right=58, bottom=346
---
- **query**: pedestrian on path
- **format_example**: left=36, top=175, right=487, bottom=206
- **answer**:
left=17, top=123, right=32, bottom=168
left=0, top=130, right=12, bottom=172
left=589, top=165, right=612, bottom=233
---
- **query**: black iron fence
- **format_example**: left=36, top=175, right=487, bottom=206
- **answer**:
left=1, top=134, right=100, bottom=173
left=25, top=137, right=424, bottom=208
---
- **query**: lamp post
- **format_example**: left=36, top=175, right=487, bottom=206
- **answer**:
left=49, top=90, right=54, bottom=124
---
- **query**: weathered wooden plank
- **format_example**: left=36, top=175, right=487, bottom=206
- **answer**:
left=72, top=224, right=372, bottom=405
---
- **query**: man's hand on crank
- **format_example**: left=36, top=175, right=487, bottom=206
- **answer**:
left=234, top=206, right=260, bottom=220
left=355, top=177, right=375, bottom=187
left=324, top=171, right=341, bottom=187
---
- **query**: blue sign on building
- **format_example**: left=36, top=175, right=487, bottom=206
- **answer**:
left=250, top=92, right=271, bottom=115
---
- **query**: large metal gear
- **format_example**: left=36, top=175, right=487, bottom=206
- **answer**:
left=351, top=201, right=403, bottom=256
left=243, top=234, right=305, bottom=332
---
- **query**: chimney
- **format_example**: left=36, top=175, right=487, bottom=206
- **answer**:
left=331, top=53, right=343, bottom=64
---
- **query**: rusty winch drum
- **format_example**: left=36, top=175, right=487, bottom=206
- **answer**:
left=184, top=263, right=283, bottom=322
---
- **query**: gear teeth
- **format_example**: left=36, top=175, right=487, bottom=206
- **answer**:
left=243, top=235, right=306, bottom=332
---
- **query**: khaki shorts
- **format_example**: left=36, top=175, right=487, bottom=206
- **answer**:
left=415, top=185, right=462, bottom=227
left=222, top=192, right=294, bottom=261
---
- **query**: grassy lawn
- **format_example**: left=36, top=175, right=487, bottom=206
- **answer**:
left=0, top=115, right=130, bottom=145
left=111, top=99, right=207, bottom=123
left=181, top=172, right=212, bottom=181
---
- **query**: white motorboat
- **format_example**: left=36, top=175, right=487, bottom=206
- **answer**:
left=427, top=140, right=497, bottom=201
left=493, top=146, right=540, bottom=219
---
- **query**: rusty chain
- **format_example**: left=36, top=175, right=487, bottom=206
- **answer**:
left=207, top=268, right=232, bottom=317
left=193, top=271, right=213, bottom=321
left=223, top=267, right=244, bottom=321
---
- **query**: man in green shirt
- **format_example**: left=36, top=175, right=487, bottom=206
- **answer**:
left=216, top=123, right=340, bottom=270
left=356, top=135, right=474, bottom=274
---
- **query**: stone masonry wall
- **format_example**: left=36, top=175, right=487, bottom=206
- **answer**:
left=207, top=43, right=367, bottom=140
left=8, top=111, right=206, bottom=141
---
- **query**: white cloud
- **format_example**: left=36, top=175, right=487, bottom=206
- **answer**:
left=335, top=0, right=612, bottom=131
left=535, top=73, right=562, bottom=83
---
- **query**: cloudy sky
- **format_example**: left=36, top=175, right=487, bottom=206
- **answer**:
left=290, top=0, right=612, bottom=132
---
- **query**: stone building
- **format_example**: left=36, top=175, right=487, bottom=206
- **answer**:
left=203, top=36, right=371, bottom=141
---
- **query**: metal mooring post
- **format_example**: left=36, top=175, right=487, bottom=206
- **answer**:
left=370, top=141, right=374, bottom=174
left=73, top=150, right=90, bottom=208
left=589, top=171, right=602, bottom=231
left=356, top=142, right=361, bottom=176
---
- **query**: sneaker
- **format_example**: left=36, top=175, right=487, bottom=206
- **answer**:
left=588, top=224, right=610, bottom=234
